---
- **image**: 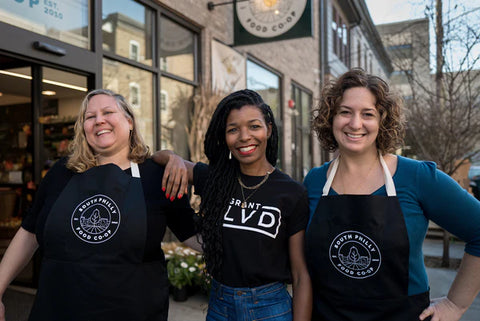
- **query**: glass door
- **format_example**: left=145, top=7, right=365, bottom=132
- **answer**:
left=0, top=56, right=32, bottom=234
left=0, top=53, right=88, bottom=286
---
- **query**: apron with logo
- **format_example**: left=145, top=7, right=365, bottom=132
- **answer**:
left=29, top=162, right=169, bottom=321
left=305, top=155, right=430, bottom=321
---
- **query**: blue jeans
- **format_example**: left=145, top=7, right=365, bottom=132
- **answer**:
left=206, top=279, right=293, bottom=321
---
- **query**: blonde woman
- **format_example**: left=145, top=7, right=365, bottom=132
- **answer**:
left=0, top=89, right=199, bottom=321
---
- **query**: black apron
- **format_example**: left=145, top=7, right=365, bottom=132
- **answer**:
left=29, top=162, right=169, bottom=321
left=305, top=155, right=430, bottom=321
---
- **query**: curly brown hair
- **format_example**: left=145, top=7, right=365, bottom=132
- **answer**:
left=312, top=68, right=405, bottom=154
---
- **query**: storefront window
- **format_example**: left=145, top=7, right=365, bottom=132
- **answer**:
left=246, top=59, right=282, bottom=167
left=246, top=60, right=281, bottom=121
left=300, top=90, right=312, bottom=177
left=0, top=0, right=90, bottom=49
left=102, top=0, right=153, bottom=66
left=160, top=17, right=196, bottom=81
left=160, top=77, right=193, bottom=159
left=291, top=84, right=312, bottom=181
left=103, top=58, right=154, bottom=149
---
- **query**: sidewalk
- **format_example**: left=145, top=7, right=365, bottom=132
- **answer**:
left=4, top=238, right=479, bottom=320
left=170, top=238, right=480, bottom=321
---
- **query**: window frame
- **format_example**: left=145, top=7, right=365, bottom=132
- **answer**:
left=246, top=55, right=284, bottom=168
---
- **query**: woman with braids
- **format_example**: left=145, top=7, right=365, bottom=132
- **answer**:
left=0, top=89, right=200, bottom=321
left=304, top=69, right=480, bottom=320
left=154, top=89, right=312, bottom=320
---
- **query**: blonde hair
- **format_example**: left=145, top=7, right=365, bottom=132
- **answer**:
left=66, top=89, right=151, bottom=173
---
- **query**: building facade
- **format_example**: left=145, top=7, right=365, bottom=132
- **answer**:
left=0, top=0, right=391, bottom=285
left=376, top=18, right=431, bottom=99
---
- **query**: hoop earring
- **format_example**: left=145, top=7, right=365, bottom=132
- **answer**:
left=229, top=151, right=232, bottom=160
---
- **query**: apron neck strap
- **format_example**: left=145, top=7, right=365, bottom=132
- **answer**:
left=322, top=153, right=396, bottom=196
left=379, top=154, right=396, bottom=196
left=322, top=157, right=339, bottom=196
left=130, top=161, right=140, bottom=178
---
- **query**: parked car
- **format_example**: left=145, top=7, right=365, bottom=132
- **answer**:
left=468, top=164, right=480, bottom=200
left=468, top=164, right=480, bottom=180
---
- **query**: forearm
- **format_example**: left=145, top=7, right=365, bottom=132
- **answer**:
left=152, top=149, right=175, bottom=166
left=289, top=231, right=312, bottom=320
left=447, top=252, right=480, bottom=311
left=0, top=228, right=38, bottom=296
left=292, top=271, right=313, bottom=321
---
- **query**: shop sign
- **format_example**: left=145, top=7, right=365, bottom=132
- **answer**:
left=234, top=0, right=312, bottom=46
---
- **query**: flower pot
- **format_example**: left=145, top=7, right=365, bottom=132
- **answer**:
left=172, top=286, right=188, bottom=302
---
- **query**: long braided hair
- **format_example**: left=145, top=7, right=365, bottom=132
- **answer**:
left=198, top=89, right=279, bottom=278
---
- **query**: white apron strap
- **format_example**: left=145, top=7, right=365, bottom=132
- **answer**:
left=322, top=157, right=340, bottom=196
left=379, top=154, right=396, bottom=196
left=322, top=154, right=396, bottom=196
left=130, top=161, right=140, bottom=178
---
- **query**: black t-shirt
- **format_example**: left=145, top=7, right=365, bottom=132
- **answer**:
left=194, top=162, right=309, bottom=287
left=22, top=158, right=196, bottom=262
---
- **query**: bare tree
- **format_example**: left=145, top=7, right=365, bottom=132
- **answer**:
left=378, top=1, right=480, bottom=266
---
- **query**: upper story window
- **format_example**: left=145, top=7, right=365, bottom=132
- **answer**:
left=357, top=41, right=361, bottom=68
left=387, top=44, right=413, bottom=59
left=332, top=4, right=349, bottom=66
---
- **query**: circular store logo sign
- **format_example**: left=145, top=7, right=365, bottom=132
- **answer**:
left=329, top=231, right=381, bottom=279
left=236, top=0, right=307, bottom=38
left=71, top=194, right=121, bottom=244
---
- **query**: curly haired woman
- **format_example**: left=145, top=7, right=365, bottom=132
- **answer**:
left=304, top=69, right=480, bottom=321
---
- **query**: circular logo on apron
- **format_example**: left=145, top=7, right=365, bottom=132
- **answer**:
left=71, top=194, right=121, bottom=244
left=329, top=231, right=381, bottom=279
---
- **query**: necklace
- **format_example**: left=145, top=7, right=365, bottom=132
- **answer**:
left=237, top=169, right=274, bottom=208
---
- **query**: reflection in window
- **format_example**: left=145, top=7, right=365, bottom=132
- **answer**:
left=129, top=83, right=140, bottom=108
left=160, top=77, right=193, bottom=159
left=130, top=40, right=140, bottom=61
left=102, top=0, right=153, bottom=66
left=160, top=90, right=168, bottom=111
left=160, top=57, right=168, bottom=72
left=103, top=58, right=154, bottom=148
left=246, top=60, right=282, bottom=167
left=160, top=17, right=195, bottom=81
left=0, top=0, right=90, bottom=49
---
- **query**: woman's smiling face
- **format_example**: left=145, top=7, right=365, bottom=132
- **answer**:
left=225, top=105, right=271, bottom=172
left=332, top=87, right=380, bottom=155
left=83, top=94, right=133, bottom=158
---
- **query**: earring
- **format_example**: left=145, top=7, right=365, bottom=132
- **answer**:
left=229, top=151, right=232, bottom=160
